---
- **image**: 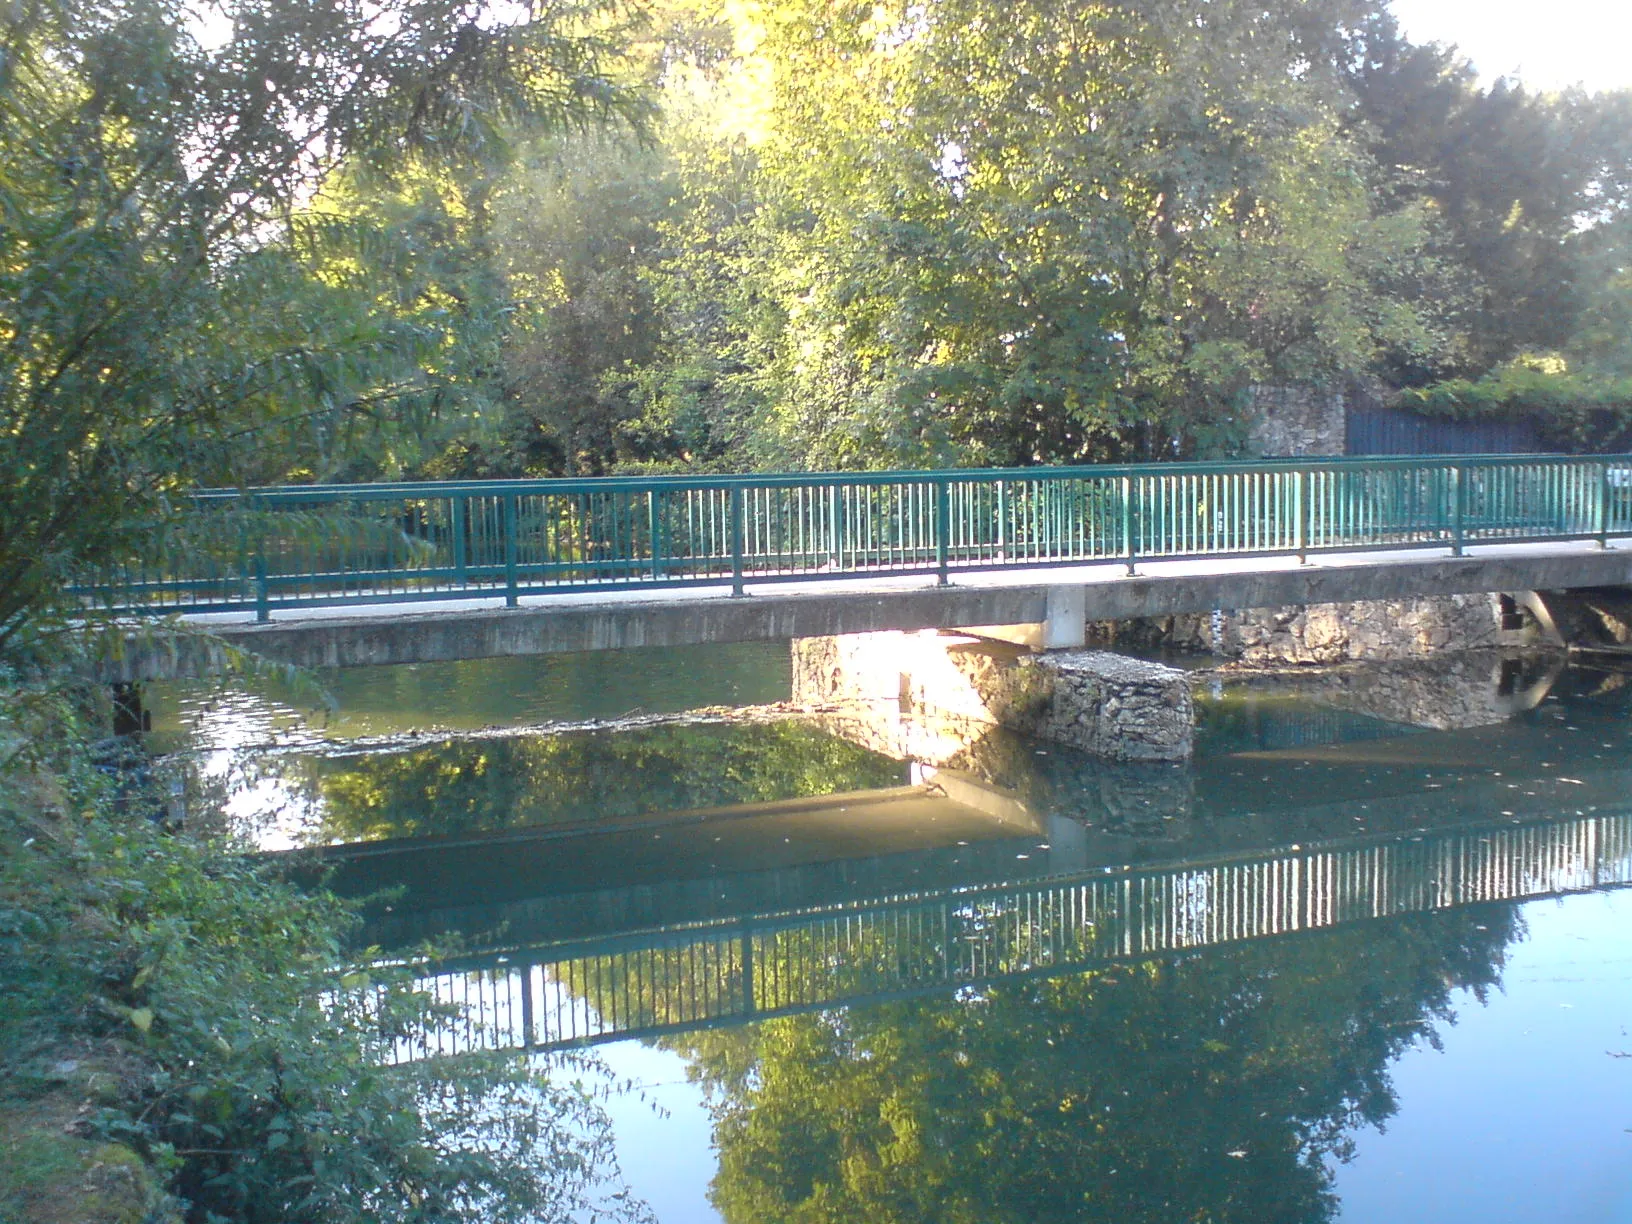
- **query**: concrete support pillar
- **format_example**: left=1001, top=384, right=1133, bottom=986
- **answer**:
left=1043, top=586, right=1087, bottom=650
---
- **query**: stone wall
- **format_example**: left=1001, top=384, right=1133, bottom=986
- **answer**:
left=792, top=632, right=1193, bottom=760
left=1089, top=593, right=1505, bottom=665
left=1245, top=384, right=1347, bottom=457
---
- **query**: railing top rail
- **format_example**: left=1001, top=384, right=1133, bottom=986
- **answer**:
left=189, top=452, right=1632, bottom=503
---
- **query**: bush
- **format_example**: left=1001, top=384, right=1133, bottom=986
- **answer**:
left=1398, top=358, right=1632, bottom=452
left=0, top=685, right=647, bottom=1224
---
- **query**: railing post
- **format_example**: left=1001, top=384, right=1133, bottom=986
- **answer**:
left=504, top=493, right=519, bottom=607
left=1450, top=463, right=1465, bottom=557
left=740, top=925, right=755, bottom=1016
left=828, top=483, right=842, bottom=570
left=935, top=476, right=950, bottom=585
left=1294, top=469, right=1309, bottom=564
left=996, top=478, right=1008, bottom=562
left=1598, top=461, right=1610, bottom=548
left=729, top=484, right=746, bottom=597
left=520, top=963, right=537, bottom=1051
left=648, top=489, right=663, bottom=580
left=451, top=495, right=467, bottom=585
left=1122, top=474, right=1137, bottom=575
left=253, top=551, right=269, bottom=623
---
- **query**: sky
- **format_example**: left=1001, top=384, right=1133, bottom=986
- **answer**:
left=1389, top=0, right=1632, bottom=93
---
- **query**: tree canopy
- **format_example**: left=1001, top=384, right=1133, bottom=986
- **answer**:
left=0, top=0, right=648, bottom=649
left=5, top=0, right=1632, bottom=645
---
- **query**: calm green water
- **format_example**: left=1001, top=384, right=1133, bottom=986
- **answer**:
left=150, top=647, right=1632, bottom=1224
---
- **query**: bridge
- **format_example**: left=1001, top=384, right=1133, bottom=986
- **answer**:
left=91, top=453, right=1632, bottom=679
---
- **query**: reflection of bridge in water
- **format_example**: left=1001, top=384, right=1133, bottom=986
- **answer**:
left=394, top=809, right=1632, bottom=1059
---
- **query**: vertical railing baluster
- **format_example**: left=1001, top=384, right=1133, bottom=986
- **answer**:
left=730, top=484, right=745, bottom=597
left=1599, top=460, right=1611, bottom=548
left=254, top=551, right=269, bottom=623
left=1122, top=474, right=1136, bottom=575
left=1295, top=468, right=1308, bottom=563
left=1450, top=462, right=1465, bottom=557
left=648, top=489, right=663, bottom=580
left=995, top=478, right=1008, bottom=563
left=451, top=495, right=467, bottom=587
left=935, top=476, right=950, bottom=584
left=828, top=483, right=841, bottom=569
left=504, top=493, right=519, bottom=606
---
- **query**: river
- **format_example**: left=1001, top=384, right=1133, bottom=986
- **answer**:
left=147, top=642, right=1632, bottom=1224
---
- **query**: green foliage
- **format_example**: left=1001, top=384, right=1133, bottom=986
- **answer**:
left=1350, top=29, right=1632, bottom=380
left=1398, top=358, right=1632, bottom=451
left=500, top=1, right=1632, bottom=471
left=674, top=908, right=1512, bottom=1223
left=0, top=0, right=648, bottom=653
left=0, top=687, right=649, bottom=1223
left=300, top=721, right=905, bottom=844
left=604, top=0, right=1471, bottom=468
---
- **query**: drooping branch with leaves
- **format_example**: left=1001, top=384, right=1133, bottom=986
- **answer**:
left=0, top=0, right=650, bottom=653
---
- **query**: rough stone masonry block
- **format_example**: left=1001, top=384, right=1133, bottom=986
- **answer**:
left=1021, top=651, right=1193, bottom=761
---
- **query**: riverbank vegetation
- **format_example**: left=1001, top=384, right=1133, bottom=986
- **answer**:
left=0, top=0, right=658, bottom=1212
left=0, top=677, right=648, bottom=1222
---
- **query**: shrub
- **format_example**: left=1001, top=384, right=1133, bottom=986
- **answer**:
left=0, top=685, right=647, bottom=1224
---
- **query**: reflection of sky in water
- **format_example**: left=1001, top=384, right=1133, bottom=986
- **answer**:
left=173, top=690, right=322, bottom=850
left=1335, top=889, right=1632, bottom=1224
left=592, top=1043, right=720, bottom=1224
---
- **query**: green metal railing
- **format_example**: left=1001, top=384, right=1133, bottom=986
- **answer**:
left=81, top=454, right=1632, bottom=619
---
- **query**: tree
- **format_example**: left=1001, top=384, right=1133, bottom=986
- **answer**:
left=619, top=0, right=1456, bottom=469
left=0, top=0, right=649, bottom=654
left=1348, top=22, right=1632, bottom=380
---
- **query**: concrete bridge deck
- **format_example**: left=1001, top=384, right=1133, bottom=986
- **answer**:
left=103, top=537, right=1632, bottom=681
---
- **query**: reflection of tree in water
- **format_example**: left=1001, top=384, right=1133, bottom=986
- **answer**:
left=305, top=721, right=905, bottom=843
left=664, top=906, right=1514, bottom=1224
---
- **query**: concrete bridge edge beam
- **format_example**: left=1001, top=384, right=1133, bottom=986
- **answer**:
left=90, top=546, right=1632, bottom=683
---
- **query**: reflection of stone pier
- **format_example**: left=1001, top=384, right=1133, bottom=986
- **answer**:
left=793, top=632, right=1193, bottom=760
left=1220, top=648, right=1564, bottom=732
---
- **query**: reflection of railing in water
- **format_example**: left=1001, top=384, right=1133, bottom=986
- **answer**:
left=1199, top=703, right=1417, bottom=752
left=393, top=812, right=1632, bottom=1060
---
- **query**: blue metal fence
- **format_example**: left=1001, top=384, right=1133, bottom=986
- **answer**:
left=80, top=453, right=1632, bottom=619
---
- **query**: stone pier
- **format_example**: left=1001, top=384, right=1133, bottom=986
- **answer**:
left=792, top=632, right=1193, bottom=761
